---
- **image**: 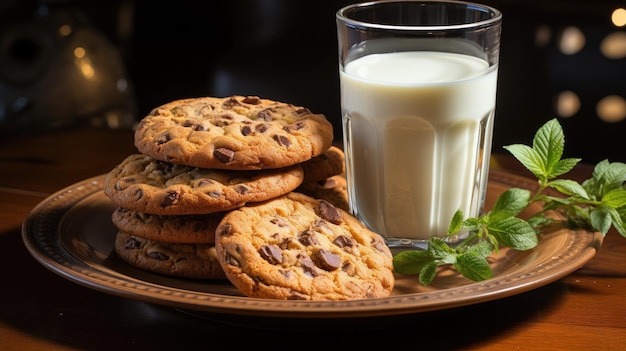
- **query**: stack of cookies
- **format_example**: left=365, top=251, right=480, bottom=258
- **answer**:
left=103, top=95, right=394, bottom=300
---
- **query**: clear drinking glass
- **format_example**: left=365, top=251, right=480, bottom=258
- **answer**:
left=336, top=0, right=502, bottom=248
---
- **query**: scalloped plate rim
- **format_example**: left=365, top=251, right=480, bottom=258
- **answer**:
left=21, top=170, right=603, bottom=318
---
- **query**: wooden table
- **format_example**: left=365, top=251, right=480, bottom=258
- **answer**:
left=1, top=127, right=624, bottom=350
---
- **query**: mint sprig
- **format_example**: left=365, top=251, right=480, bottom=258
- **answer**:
left=393, top=118, right=626, bottom=285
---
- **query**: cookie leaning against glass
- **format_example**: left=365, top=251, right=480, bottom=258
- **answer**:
left=299, top=145, right=345, bottom=184
left=134, top=95, right=335, bottom=170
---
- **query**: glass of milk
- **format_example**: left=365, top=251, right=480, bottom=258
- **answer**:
left=336, top=1, right=502, bottom=248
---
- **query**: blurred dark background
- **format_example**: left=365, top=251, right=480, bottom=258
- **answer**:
left=1, top=0, right=624, bottom=163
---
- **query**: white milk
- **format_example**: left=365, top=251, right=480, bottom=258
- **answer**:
left=340, top=51, right=498, bottom=241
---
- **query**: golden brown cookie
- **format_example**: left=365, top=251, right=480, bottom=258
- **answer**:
left=300, top=145, right=345, bottom=183
left=214, top=192, right=394, bottom=300
left=114, top=231, right=226, bottom=280
left=103, top=154, right=304, bottom=215
left=134, top=95, right=334, bottom=170
left=111, top=207, right=223, bottom=244
left=297, top=175, right=349, bottom=212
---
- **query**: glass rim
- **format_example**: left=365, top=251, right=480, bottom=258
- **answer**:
left=336, top=0, right=502, bottom=31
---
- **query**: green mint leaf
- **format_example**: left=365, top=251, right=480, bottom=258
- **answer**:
left=527, top=213, right=554, bottom=228
left=593, top=160, right=626, bottom=187
left=611, top=206, right=626, bottom=238
left=551, top=158, right=582, bottom=178
left=503, top=144, right=545, bottom=178
left=548, top=179, right=590, bottom=199
left=461, top=217, right=483, bottom=232
left=454, top=253, right=493, bottom=281
left=602, top=188, right=626, bottom=208
left=593, top=159, right=611, bottom=176
left=427, top=237, right=457, bottom=264
left=507, top=118, right=580, bottom=180
left=490, top=188, right=531, bottom=220
left=533, top=118, right=564, bottom=176
left=590, top=206, right=612, bottom=235
left=464, top=240, right=495, bottom=258
left=419, top=262, right=439, bottom=286
left=488, top=216, right=538, bottom=250
left=582, top=177, right=602, bottom=201
left=584, top=160, right=626, bottom=198
left=447, top=210, right=464, bottom=236
left=392, top=250, right=434, bottom=275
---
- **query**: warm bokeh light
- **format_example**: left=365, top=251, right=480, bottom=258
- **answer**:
left=596, top=95, right=626, bottom=123
left=59, top=24, right=72, bottom=37
left=535, top=24, right=551, bottom=47
left=555, top=91, right=581, bottom=118
left=79, top=62, right=95, bottom=80
left=559, top=26, right=585, bottom=55
left=600, top=31, right=626, bottom=59
left=612, top=8, right=626, bottom=27
left=105, top=111, right=122, bottom=129
left=73, top=47, right=96, bottom=80
left=73, top=47, right=85, bottom=59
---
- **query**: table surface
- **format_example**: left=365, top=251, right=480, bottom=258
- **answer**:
left=1, top=127, right=625, bottom=350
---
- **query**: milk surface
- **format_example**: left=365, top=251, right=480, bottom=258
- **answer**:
left=340, top=51, right=498, bottom=240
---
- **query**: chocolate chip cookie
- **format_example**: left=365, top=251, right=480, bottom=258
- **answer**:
left=300, top=145, right=345, bottom=183
left=111, top=207, right=223, bottom=244
left=134, top=95, right=334, bottom=170
left=104, top=154, right=304, bottom=215
left=297, top=175, right=350, bottom=212
left=115, top=231, right=226, bottom=279
left=214, top=192, right=394, bottom=300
